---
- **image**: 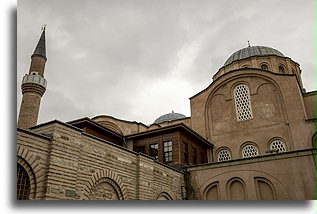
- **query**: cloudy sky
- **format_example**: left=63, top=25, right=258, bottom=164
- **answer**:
left=17, top=0, right=316, bottom=125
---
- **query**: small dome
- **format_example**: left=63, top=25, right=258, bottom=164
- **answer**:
left=154, top=111, right=187, bottom=124
left=223, top=46, right=284, bottom=67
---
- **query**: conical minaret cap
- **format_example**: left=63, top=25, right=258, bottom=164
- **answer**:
left=32, top=28, right=46, bottom=60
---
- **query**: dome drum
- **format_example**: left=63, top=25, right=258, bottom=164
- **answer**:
left=212, top=46, right=302, bottom=87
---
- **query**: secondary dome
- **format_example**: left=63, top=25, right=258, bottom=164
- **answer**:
left=154, top=111, right=187, bottom=124
left=223, top=46, right=284, bottom=67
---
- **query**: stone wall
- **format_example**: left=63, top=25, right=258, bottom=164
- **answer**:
left=186, top=149, right=316, bottom=200
left=17, top=121, right=185, bottom=200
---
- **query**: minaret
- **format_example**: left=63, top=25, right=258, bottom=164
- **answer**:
left=18, top=27, right=47, bottom=129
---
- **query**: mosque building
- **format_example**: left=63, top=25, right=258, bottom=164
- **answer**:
left=17, top=28, right=316, bottom=200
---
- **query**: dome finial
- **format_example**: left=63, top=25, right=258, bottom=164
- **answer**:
left=248, top=41, right=251, bottom=47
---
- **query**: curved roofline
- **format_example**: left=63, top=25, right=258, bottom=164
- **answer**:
left=190, top=68, right=296, bottom=100
left=216, top=55, right=300, bottom=77
left=92, top=115, right=150, bottom=127
left=152, top=116, right=191, bottom=125
left=222, top=46, right=284, bottom=67
left=153, top=112, right=188, bottom=124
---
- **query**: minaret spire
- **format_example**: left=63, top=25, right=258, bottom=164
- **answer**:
left=32, top=25, right=47, bottom=60
left=18, top=27, right=48, bottom=129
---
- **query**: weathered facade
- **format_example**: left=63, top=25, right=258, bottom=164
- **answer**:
left=17, top=30, right=316, bottom=200
left=17, top=121, right=185, bottom=200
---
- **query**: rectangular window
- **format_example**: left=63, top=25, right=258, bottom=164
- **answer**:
left=163, top=141, right=173, bottom=162
left=184, top=142, right=189, bottom=165
left=233, top=84, right=253, bottom=122
left=200, top=152, right=205, bottom=164
left=193, top=147, right=197, bottom=165
left=137, top=146, right=145, bottom=154
left=150, top=143, right=158, bottom=160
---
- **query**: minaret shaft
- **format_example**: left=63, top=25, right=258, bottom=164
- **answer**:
left=18, top=28, right=47, bottom=129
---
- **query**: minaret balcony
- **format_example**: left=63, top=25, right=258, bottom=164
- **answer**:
left=22, top=74, right=47, bottom=89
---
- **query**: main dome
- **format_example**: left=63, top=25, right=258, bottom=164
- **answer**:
left=223, top=46, right=284, bottom=67
left=154, top=111, right=187, bottom=124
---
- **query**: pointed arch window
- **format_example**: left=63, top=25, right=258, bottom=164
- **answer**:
left=233, top=84, right=253, bottom=122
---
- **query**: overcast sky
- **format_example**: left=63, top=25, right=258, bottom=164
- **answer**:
left=17, top=0, right=316, bottom=125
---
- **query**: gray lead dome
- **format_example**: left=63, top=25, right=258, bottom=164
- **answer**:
left=223, top=46, right=284, bottom=67
left=154, top=112, right=187, bottom=124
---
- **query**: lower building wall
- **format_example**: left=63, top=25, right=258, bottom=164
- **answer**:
left=17, top=122, right=184, bottom=200
left=17, top=121, right=315, bottom=200
left=186, top=150, right=316, bottom=200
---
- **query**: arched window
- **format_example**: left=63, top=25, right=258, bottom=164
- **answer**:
left=17, top=163, right=30, bottom=200
left=260, top=64, right=269, bottom=70
left=242, top=144, right=259, bottom=158
left=269, top=139, right=286, bottom=153
left=278, top=65, right=285, bottom=74
left=217, top=148, right=231, bottom=162
left=233, top=84, right=253, bottom=122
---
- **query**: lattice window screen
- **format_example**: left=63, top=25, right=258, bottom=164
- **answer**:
left=233, top=84, right=253, bottom=122
left=217, top=149, right=231, bottom=162
left=270, top=140, right=286, bottom=153
left=242, top=144, right=258, bottom=158
left=17, top=163, right=30, bottom=200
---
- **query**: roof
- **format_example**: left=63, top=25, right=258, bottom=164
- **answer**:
left=154, top=111, right=187, bottom=124
left=223, top=46, right=284, bottom=67
left=67, top=117, right=124, bottom=138
left=126, top=123, right=213, bottom=148
left=32, top=29, right=46, bottom=60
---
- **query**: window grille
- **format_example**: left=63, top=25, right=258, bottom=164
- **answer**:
left=163, top=141, right=173, bottom=162
left=17, top=163, right=30, bottom=200
left=150, top=144, right=158, bottom=160
left=242, top=144, right=259, bottom=158
left=233, top=84, right=253, bottom=122
left=270, top=140, right=286, bottom=153
left=217, top=149, right=231, bottom=162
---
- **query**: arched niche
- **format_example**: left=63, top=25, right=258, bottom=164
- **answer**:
left=227, top=178, right=247, bottom=200
left=204, top=182, right=220, bottom=200
left=252, top=83, right=282, bottom=126
left=156, top=192, right=172, bottom=200
left=255, top=177, right=276, bottom=200
left=88, top=177, right=123, bottom=200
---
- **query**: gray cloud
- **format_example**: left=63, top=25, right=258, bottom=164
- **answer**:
left=17, top=0, right=316, bottom=125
